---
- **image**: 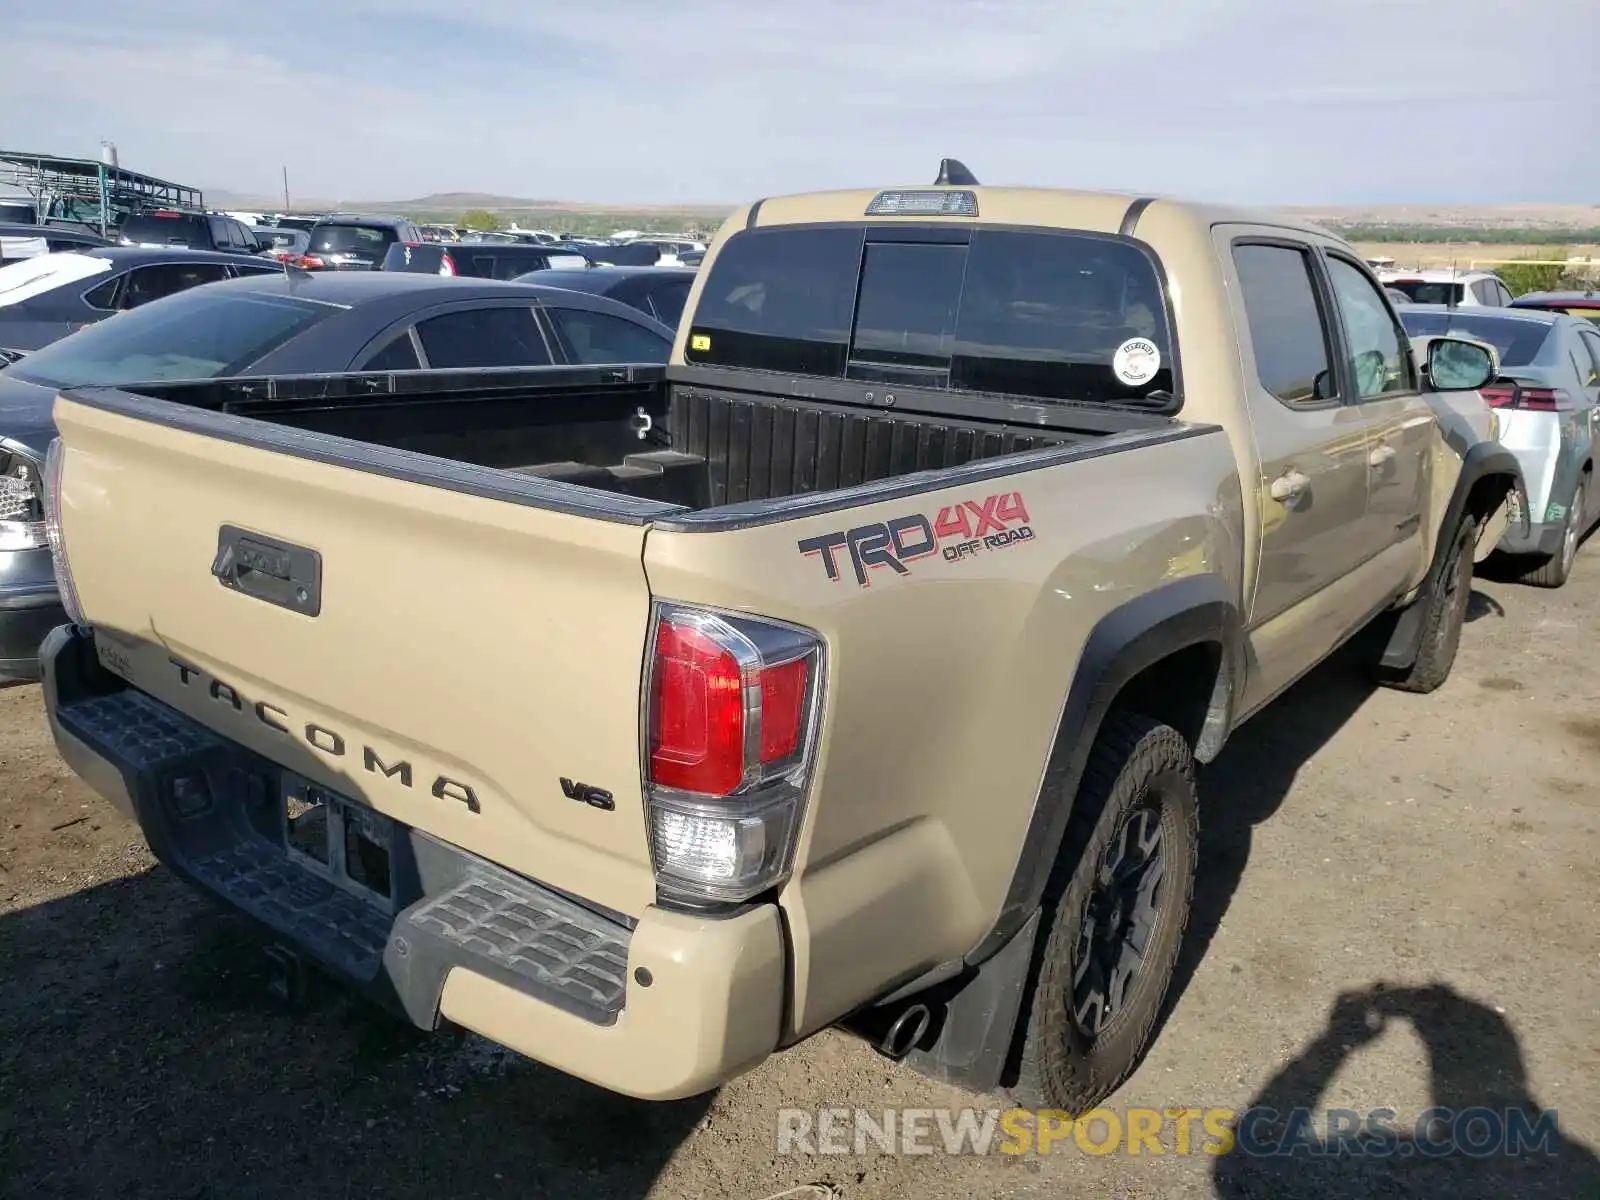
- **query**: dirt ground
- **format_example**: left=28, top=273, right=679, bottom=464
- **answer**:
left=2, top=557, right=1597, bottom=1200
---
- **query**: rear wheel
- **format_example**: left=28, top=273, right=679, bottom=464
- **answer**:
left=1009, top=713, right=1198, bottom=1114
left=1518, top=477, right=1587, bottom=589
left=1379, top=516, right=1475, bottom=693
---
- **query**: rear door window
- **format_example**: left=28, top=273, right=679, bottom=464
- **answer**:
left=1231, top=243, right=1338, bottom=406
left=686, top=225, right=1174, bottom=405
left=415, top=306, right=551, bottom=368
left=1576, top=329, right=1600, bottom=388
left=546, top=307, right=671, bottom=364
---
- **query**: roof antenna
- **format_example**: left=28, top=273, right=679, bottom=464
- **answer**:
left=934, top=158, right=979, bottom=186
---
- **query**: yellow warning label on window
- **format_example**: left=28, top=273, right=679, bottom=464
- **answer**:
left=690, top=333, right=711, bottom=352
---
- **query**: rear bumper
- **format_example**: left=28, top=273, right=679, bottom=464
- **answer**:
left=41, top=624, right=785, bottom=1100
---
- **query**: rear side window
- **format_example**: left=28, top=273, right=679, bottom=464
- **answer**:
left=547, top=307, right=670, bottom=364
left=687, top=226, right=1174, bottom=406
left=415, top=306, right=551, bottom=368
left=1232, top=244, right=1336, bottom=406
left=361, top=332, right=421, bottom=371
left=1396, top=311, right=1554, bottom=369
left=647, top=277, right=693, bottom=326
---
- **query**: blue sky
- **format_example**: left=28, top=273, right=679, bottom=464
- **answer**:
left=3, top=0, right=1596, bottom=205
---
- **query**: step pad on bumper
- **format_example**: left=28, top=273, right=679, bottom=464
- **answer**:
left=408, top=876, right=631, bottom=1018
left=53, top=685, right=633, bottom=1028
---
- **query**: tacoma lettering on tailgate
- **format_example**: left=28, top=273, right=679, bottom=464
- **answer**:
left=797, top=490, right=1035, bottom=586
left=167, top=657, right=482, bottom=813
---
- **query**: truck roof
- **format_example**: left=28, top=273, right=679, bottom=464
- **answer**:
left=738, top=185, right=1332, bottom=241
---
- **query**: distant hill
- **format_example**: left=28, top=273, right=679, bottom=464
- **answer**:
left=205, top=187, right=1600, bottom=239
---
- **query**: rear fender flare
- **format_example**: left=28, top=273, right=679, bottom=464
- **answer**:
left=970, top=573, right=1242, bottom=965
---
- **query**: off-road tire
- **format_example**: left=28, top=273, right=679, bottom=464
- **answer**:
left=1009, top=713, right=1199, bottom=1115
left=1517, top=477, right=1587, bottom=589
left=1379, top=517, right=1476, bottom=694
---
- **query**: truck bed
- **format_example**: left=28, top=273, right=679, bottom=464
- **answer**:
left=121, top=364, right=1170, bottom=514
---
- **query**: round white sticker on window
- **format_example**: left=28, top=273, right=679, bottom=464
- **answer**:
left=1112, top=338, right=1161, bottom=387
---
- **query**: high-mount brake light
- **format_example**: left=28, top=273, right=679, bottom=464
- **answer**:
left=643, top=604, right=824, bottom=904
left=866, top=189, right=978, bottom=217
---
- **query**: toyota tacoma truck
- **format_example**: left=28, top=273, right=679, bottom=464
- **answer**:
left=38, top=165, right=1522, bottom=1113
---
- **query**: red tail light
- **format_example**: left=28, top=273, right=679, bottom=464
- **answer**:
left=294, top=254, right=325, bottom=270
left=1479, top=383, right=1567, bottom=411
left=650, top=620, right=747, bottom=795
left=1516, top=387, right=1565, bottom=412
left=438, top=252, right=456, bottom=277
left=648, top=613, right=814, bottom=796
left=643, top=604, right=823, bottom=902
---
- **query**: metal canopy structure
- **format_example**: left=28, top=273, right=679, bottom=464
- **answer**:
left=0, top=150, right=204, bottom=237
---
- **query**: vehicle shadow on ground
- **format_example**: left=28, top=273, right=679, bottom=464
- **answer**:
left=0, top=870, right=710, bottom=1200
left=1148, top=585, right=1500, bottom=1045
left=1153, top=630, right=1385, bottom=1042
left=1211, top=982, right=1600, bottom=1198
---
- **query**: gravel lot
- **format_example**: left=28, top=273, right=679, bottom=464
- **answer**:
left=2, top=557, right=1597, bottom=1200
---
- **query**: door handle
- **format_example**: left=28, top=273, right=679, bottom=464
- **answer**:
left=1269, top=470, right=1311, bottom=503
left=1368, top=444, right=1397, bottom=468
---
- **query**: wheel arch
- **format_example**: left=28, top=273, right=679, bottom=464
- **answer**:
left=887, top=574, right=1241, bottom=1094
left=1381, top=442, right=1523, bottom=671
left=975, top=573, right=1242, bottom=964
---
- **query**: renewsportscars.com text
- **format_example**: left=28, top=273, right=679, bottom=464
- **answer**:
left=775, top=1105, right=1563, bottom=1158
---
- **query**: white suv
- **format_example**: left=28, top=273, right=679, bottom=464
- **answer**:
left=1378, top=268, right=1513, bottom=308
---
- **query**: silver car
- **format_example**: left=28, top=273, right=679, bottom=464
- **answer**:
left=1400, top=305, right=1600, bottom=586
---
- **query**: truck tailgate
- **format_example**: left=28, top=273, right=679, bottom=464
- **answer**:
left=51, top=392, right=660, bottom=918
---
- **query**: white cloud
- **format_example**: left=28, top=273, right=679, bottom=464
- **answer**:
left=2, top=0, right=1595, bottom=204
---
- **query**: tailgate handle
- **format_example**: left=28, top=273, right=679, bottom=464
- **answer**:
left=211, top=525, right=322, bottom=617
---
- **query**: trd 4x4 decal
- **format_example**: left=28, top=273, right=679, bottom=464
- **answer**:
left=797, top=491, right=1035, bottom=586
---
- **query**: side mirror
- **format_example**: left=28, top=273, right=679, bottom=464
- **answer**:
left=1426, top=336, right=1497, bottom=392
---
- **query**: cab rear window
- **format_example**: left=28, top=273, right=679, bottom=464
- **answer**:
left=685, top=225, right=1175, bottom=407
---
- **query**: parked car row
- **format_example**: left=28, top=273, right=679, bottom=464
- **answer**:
left=1398, top=303, right=1600, bottom=586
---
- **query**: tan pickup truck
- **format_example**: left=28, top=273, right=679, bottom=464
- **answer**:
left=39, top=167, right=1522, bottom=1114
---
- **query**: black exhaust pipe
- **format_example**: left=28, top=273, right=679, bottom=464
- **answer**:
left=874, top=1003, right=933, bottom=1061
